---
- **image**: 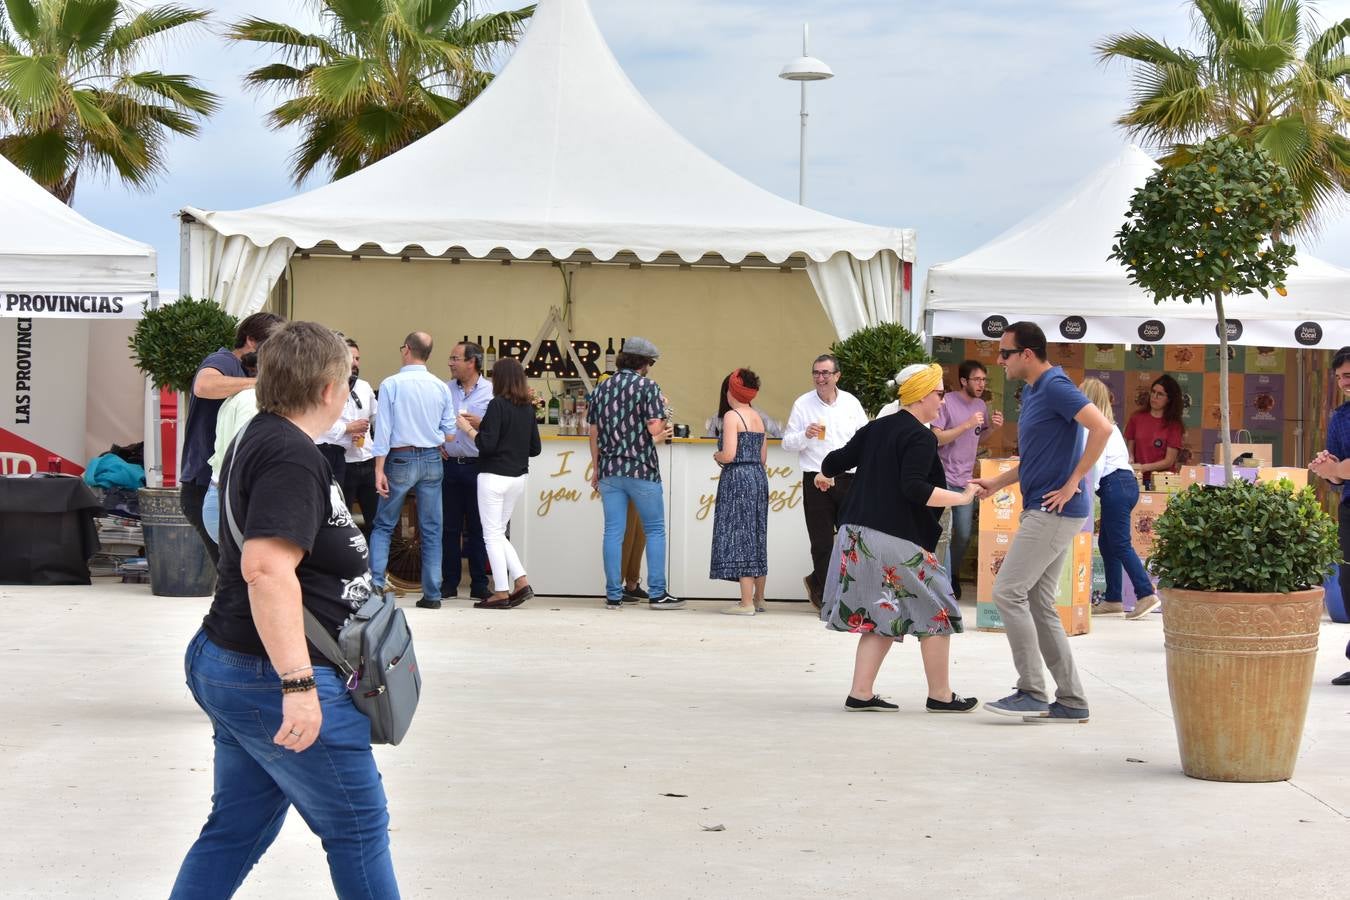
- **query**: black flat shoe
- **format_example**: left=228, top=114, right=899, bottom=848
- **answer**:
left=1332, top=671, right=1350, bottom=686
left=844, top=694, right=899, bottom=712
left=926, top=693, right=978, bottom=713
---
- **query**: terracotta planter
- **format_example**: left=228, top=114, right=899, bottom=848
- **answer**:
left=1161, top=586, right=1323, bottom=782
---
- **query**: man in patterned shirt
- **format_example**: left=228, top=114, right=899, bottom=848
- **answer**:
left=1309, top=345, right=1350, bottom=685
left=587, top=336, right=684, bottom=610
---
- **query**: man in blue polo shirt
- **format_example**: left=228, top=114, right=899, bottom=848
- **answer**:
left=1308, top=345, right=1350, bottom=686
left=972, top=322, right=1113, bottom=723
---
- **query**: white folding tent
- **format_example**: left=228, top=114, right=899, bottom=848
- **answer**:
left=180, top=0, right=914, bottom=339
left=0, top=153, right=157, bottom=470
left=0, top=153, right=157, bottom=320
left=923, top=145, right=1350, bottom=349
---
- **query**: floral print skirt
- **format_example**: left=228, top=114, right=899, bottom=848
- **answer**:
left=820, top=524, right=963, bottom=641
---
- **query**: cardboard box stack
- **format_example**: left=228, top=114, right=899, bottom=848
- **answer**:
left=974, top=459, right=1092, bottom=635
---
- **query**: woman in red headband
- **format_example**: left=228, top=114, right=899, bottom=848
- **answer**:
left=711, top=369, right=770, bottom=614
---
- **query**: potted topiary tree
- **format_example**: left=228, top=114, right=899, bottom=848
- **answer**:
left=1110, top=135, right=1301, bottom=482
left=829, top=322, right=930, bottom=417
left=1149, top=479, right=1339, bottom=781
left=129, top=296, right=238, bottom=597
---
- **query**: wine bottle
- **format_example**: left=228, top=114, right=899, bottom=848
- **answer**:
left=462, top=334, right=469, bottom=344
left=486, top=336, right=497, bottom=367
left=476, top=335, right=483, bottom=348
left=547, top=394, right=561, bottom=426
left=604, top=337, right=616, bottom=374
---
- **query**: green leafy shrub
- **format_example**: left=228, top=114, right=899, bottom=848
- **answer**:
left=129, top=297, right=238, bottom=393
left=829, top=322, right=930, bottom=417
left=1149, top=479, right=1340, bottom=594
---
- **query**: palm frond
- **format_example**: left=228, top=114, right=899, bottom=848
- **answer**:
left=1303, top=16, right=1350, bottom=65
left=68, top=86, right=117, bottom=135
left=55, top=0, right=120, bottom=56
left=225, top=18, right=337, bottom=64
left=241, top=62, right=311, bottom=92
left=1223, top=37, right=1294, bottom=75
left=309, top=56, right=378, bottom=113
left=119, top=69, right=220, bottom=115
left=3, top=0, right=43, bottom=45
left=1192, top=0, right=1258, bottom=49
left=0, top=128, right=74, bottom=187
left=104, top=5, right=212, bottom=60
left=0, top=53, right=66, bottom=122
left=1255, top=0, right=1301, bottom=46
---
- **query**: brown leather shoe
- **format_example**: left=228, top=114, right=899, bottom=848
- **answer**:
left=506, top=585, right=534, bottom=608
left=803, top=575, right=823, bottom=610
left=473, top=596, right=512, bottom=609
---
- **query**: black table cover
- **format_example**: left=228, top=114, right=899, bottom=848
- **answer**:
left=0, top=475, right=103, bottom=585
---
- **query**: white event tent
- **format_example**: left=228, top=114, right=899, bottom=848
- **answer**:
left=923, top=145, right=1350, bottom=349
left=0, top=152, right=157, bottom=320
left=180, top=0, right=915, bottom=339
left=0, top=153, right=157, bottom=470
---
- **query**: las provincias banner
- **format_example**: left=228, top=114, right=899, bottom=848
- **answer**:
left=0, top=317, right=94, bottom=473
left=0, top=289, right=151, bottom=319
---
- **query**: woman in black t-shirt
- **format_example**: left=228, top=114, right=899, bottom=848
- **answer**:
left=457, top=357, right=542, bottom=609
left=816, top=363, right=981, bottom=715
left=172, top=322, right=399, bottom=898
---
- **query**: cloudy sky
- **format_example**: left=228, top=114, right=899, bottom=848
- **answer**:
left=68, top=0, right=1350, bottom=295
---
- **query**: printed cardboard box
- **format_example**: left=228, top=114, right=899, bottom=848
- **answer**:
left=976, top=530, right=1015, bottom=604
left=978, top=459, right=1022, bottom=533
left=1130, top=491, right=1170, bottom=558
left=1256, top=467, right=1308, bottom=489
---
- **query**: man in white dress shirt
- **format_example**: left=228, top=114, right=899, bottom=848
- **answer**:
left=782, top=353, right=869, bottom=608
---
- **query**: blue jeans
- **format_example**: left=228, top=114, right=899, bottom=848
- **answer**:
left=946, top=479, right=974, bottom=582
left=368, top=448, right=444, bottom=599
left=441, top=458, right=488, bottom=595
left=1097, top=469, right=1155, bottom=602
left=171, top=630, right=399, bottom=899
left=202, top=483, right=220, bottom=545
left=599, top=476, right=666, bottom=601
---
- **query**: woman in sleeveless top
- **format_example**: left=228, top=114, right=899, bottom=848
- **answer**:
left=710, top=369, right=770, bottom=615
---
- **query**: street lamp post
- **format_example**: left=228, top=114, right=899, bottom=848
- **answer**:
left=778, top=23, right=834, bottom=205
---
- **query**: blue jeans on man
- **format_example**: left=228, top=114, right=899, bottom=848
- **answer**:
left=441, top=457, right=489, bottom=597
left=946, top=479, right=974, bottom=591
left=369, top=448, right=444, bottom=600
left=1097, top=468, right=1155, bottom=601
left=599, top=476, right=666, bottom=601
left=171, top=630, right=399, bottom=899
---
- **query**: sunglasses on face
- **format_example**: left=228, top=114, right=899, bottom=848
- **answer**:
left=997, top=348, right=1022, bottom=360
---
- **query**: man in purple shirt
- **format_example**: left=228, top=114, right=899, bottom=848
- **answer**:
left=932, top=361, right=1003, bottom=598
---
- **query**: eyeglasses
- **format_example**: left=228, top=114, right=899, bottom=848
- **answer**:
left=811, top=369, right=838, bottom=378
left=997, top=348, right=1023, bottom=360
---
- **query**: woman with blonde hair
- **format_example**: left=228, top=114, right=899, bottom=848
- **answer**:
left=1080, top=377, right=1159, bottom=619
left=816, top=363, right=980, bottom=712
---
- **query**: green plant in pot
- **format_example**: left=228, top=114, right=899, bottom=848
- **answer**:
left=1149, top=479, right=1340, bottom=781
left=829, top=322, right=930, bottom=417
left=128, top=297, right=238, bottom=597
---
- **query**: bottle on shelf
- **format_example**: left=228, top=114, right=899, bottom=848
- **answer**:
left=604, top=337, right=616, bottom=374
left=547, top=393, right=561, bottom=426
left=476, top=335, right=483, bottom=348
left=486, top=336, right=497, bottom=368
left=462, top=334, right=469, bottom=344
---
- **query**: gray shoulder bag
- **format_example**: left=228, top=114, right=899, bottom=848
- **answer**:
left=223, top=417, right=421, bottom=745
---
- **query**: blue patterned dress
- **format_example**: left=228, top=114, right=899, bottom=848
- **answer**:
left=710, top=423, right=769, bottom=580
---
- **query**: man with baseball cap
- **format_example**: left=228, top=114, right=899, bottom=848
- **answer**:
left=587, top=337, right=683, bottom=610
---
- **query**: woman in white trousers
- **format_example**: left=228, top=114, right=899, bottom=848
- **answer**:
left=456, top=357, right=541, bottom=609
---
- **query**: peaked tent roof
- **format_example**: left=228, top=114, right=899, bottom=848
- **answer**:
left=922, top=145, right=1350, bottom=349
left=182, top=0, right=912, bottom=266
left=0, top=153, right=157, bottom=319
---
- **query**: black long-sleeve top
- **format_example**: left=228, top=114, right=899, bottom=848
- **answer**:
left=820, top=410, right=945, bottom=551
left=474, top=397, right=542, bottom=477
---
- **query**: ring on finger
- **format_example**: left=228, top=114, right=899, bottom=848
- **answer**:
left=289, top=729, right=302, bottom=737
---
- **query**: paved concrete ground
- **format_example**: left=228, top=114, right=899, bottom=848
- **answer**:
left=2, top=582, right=1347, bottom=899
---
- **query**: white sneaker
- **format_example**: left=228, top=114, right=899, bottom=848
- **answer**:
left=1126, top=594, right=1160, bottom=619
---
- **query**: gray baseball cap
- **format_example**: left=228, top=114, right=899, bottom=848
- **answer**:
left=622, top=336, right=660, bottom=360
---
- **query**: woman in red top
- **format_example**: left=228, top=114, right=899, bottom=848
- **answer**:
left=1124, top=374, right=1184, bottom=474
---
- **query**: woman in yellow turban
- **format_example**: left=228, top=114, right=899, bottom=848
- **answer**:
left=815, top=363, right=982, bottom=712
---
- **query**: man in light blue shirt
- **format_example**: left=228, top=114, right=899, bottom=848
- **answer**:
left=370, top=332, right=457, bottom=607
left=440, top=340, right=495, bottom=601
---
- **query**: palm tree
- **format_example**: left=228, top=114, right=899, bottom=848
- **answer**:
left=0, top=0, right=219, bottom=204
left=1097, top=0, right=1350, bottom=232
left=229, top=0, right=534, bottom=187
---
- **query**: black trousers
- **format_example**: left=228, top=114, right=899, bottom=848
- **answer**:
left=344, top=459, right=379, bottom=541
left=801, top=471, right=853, bottom=591
left=318, top=443, right=347, bottom=489
left=1341, top=500, right=1349, bottom=661
left=179, top=480, right=218, bottom=567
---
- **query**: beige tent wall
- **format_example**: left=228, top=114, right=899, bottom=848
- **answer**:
left=287, top=256, right=835, bottom=427
left=84, top=319, right=144, bottom=463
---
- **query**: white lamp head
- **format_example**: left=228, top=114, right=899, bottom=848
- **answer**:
left=778, top=56, right=834, bottom=81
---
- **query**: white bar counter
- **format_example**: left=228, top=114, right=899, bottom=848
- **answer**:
left=512, top=435, right=811, bottom=600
